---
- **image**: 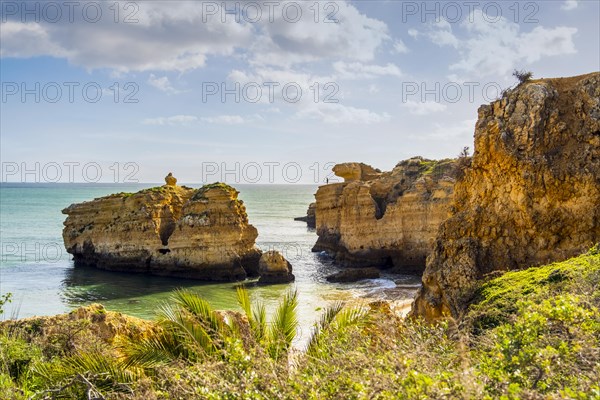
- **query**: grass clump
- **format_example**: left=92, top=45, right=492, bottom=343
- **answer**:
left=192, top=182, right=237, bottom=201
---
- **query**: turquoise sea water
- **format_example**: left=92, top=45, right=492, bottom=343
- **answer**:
left=0, top=183, right=420, bottom=341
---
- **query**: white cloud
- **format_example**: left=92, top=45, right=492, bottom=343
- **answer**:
left=561, top=0, right=578, bottom=10
left=426, top=119, right=477, bottom=140
left=248, top=1, right=390, bottom=67
left=142, top=115, right=198, bottom=126
left=296, top=103, right=390, bottom=124
left=403, top=101, right=447, bottom=116
left=1, top=3, right=252, bottom=72
left=333, top=61, right=402, bottom=80
left=393, top=39, right=409, bottom=54
left=148, top=75, right=181, bottom=94
left=1, top=1, right=391, bottom=72
left=418, top=10, right=578, bottom=76
left=228, top=67, right=334, bottom=105
left=408, top=29, right=419, bottom=39
left=368, top=84, right=379, bottom=94
left=201, top=115, right=245, bottom=125
left=227, top=66, right=389, bottom=125
left=427, top=20, right=459, bottom=48
left=516, top=26, right=578, bottom=63
left=0, top=22, right=67, bottom=58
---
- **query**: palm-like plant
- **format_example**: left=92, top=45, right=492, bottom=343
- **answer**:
left=33, top=351, right=142, bottom=398
left=236, top=286, right=298, bottom=361
left=123, top=287, right=300, bottom=368
left=306, top=302, right=370, bottom=358
left=122, top=288, right=230, bottom=368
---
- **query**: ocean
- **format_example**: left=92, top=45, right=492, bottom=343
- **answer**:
left=0, top=183, right=420, bottom=341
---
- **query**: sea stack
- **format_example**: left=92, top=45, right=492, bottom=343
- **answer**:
left=62, top=178, right=261, bottom=281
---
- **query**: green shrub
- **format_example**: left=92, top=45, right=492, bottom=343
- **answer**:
left=476, top=294, right=600, bottom=397
left=0, top=293, right=11, bottom=316
left=513, top=69, right=534, bottom=85
left=0, top=335, right=42, bottom=382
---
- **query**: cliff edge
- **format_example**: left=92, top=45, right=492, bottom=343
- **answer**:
left=412, top=72, right=600, bottom=319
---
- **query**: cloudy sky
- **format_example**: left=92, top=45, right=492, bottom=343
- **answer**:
left=1, top=0, right=598, bottom=183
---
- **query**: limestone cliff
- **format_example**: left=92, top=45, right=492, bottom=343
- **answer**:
left=312, top=158, right=457, bottom=273
left=62, top=181, right=261, bottom=281
left=412, top=72, right=600, bottom=320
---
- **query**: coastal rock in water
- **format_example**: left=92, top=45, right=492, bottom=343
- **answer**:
left=258, top=251, right=294, bottom=284
left=62, top=181, right=261, bottom=281
left=294, top=202, right=316, bottom=228
left=412, top=72, right=600, bottom=320
left=312, top=158, right=457, bottom=274
left=326, top=267, right=380, bottom=283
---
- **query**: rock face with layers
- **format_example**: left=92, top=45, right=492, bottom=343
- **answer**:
left=62, top=181, right=261, bottom=281
left=412, top=72, right=600, bottom=320
left=312, top=158, right=457, bottom=273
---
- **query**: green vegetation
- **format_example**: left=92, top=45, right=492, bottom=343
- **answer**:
left=192, top=182, right=237, bottom=201
left=1, top=248, right=599, bottom=399
left=0, top=293, right=11, bottom=316
left=139, top=186, right=168, bottom=194
left=513, top=69, right=534, bottom=85
left=454, top=146, right=472, bottom=180
left=419, top=158, right=456, bottom=178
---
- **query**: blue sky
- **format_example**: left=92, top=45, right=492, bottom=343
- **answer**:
left=1, top=0, right=598, bottom=183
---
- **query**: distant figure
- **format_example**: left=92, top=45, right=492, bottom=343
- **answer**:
left=326, top=178, right=329, bottom=184
left=165, top=172, right=177, bottom=186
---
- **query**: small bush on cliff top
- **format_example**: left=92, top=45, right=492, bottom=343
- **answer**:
left=513, top=69, right=534, bottom=85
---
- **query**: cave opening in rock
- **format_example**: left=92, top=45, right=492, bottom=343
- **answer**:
left=372, top=196, right=389, bottom=220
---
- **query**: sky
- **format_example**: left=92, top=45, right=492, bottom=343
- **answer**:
left=1, top=0, right=599, bottom=183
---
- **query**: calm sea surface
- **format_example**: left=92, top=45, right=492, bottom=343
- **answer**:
left=0, top=183, right=420, bottom=341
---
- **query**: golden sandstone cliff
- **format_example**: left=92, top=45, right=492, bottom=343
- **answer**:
left=62, top=180, right=261, bottom=281
left=312, top=159, right=457, bottom=273
left=412, top=72, right=600, bottom=319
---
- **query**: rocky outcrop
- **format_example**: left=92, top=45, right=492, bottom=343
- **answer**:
left=257, top=251, right=294, bottom=284
left=326, top=267, right=380, bottom=283
left=312, top=158, right=457, bottom=273
left=294, top=202, right=316, bottom=228
left=332, top=163, right=381, bottom=182
left=0, top=304, right=157, bottom=344
left=62, top=180, right=261, bottom=281
left=412, top=72, right=600, bottom=320
left=165, top=172, right=177, bottom=186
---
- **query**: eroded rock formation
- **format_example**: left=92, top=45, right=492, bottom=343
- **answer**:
left=412, top=72, right=600, bottom=320
left=257, top=250, right=295, bottom=284
left=326, top=267, right=380, bottom=283
left=62, top=181, right=261, bottom=281
left=312, top=158, right=457, bottom=273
